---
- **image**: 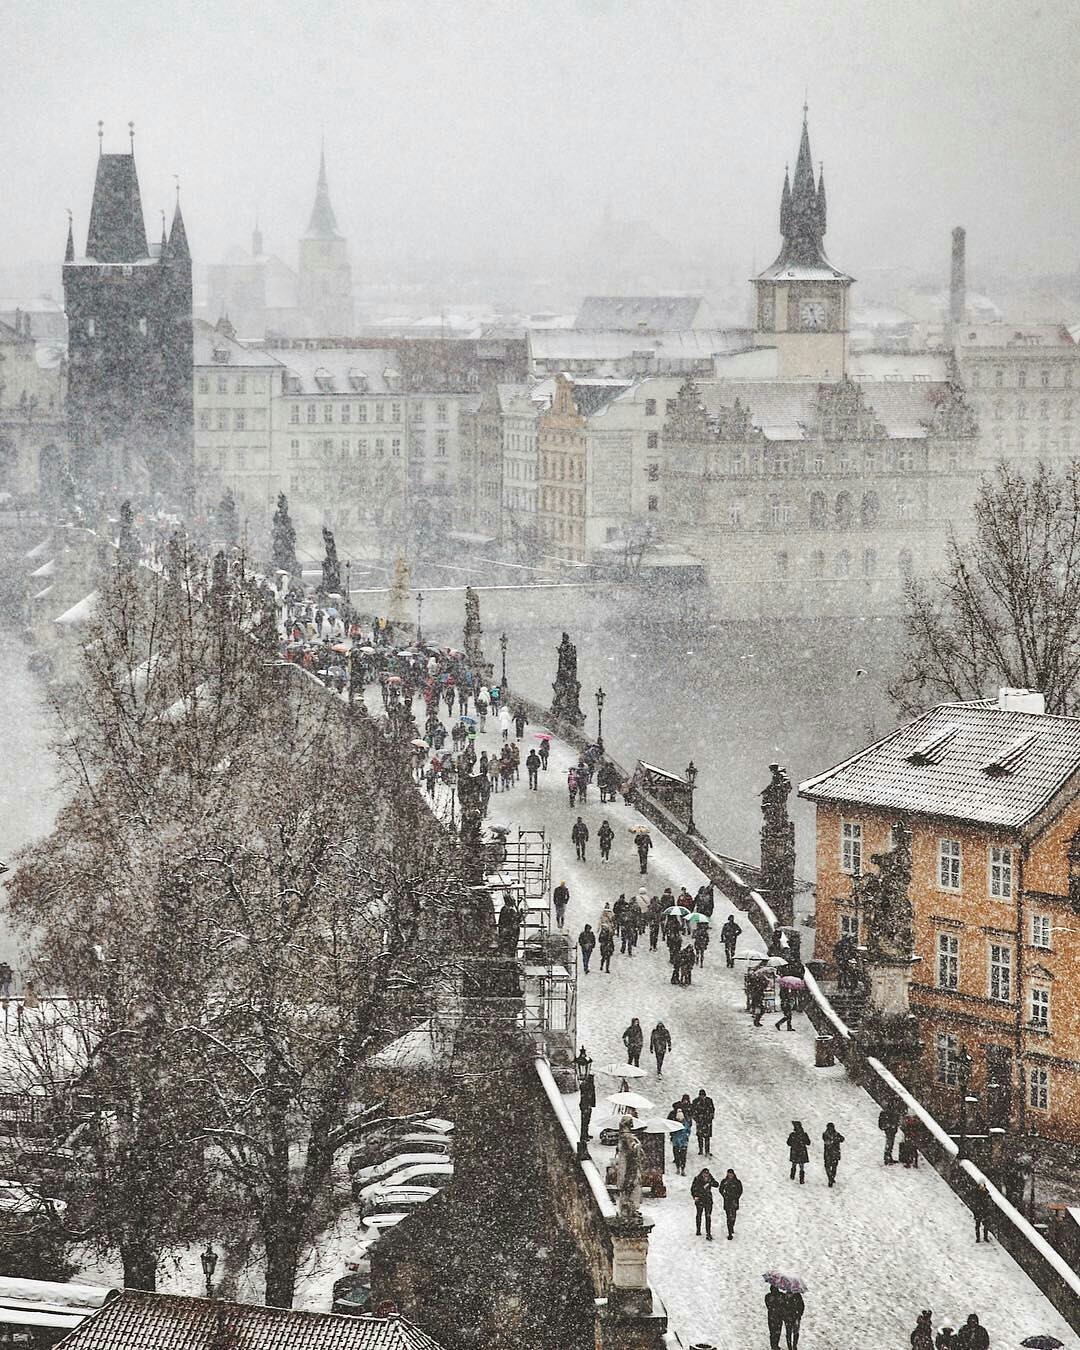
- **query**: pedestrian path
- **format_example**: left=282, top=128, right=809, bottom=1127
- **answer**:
left=373, top=688, right=1076, bottom=1349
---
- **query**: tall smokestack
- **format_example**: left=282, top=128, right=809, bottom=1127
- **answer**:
left=949, top=226, right=966, bottom=330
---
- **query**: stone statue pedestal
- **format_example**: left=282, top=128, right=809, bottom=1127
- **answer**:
left=856, top=957, right=923, bottom=1062
left=610, top=1216, right=652, bottom=1292
left=866, top=955, right=920, bottom=1017
left=599, top=1218, right=669, bottom=1350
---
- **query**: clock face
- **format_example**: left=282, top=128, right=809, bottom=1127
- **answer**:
left=800, top=301, right=827, bottom=331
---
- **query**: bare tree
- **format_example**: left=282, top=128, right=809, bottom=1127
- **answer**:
left=890, top=462, right=1080, bottom=716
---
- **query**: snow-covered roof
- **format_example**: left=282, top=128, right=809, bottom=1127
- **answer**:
left=54, top=591, right=99, bottom=627
left=0, top=1278, right=116, bottom=1330
left=799, top=700, right=1080, bottom=831
left=954, top=323, right=1076, bottom=350
left=29, top=559, right=55, bottom=578
left=574, top=296, right=705, bottom=330
left=752, top=260, right=853, bottom=284
left=848, top=351, right=949, bottom=382
left=192, top=319, right=285, bottom=369
left=279, top=348, right=405, bottom=396
left=529, top=328, right=751, bottom=361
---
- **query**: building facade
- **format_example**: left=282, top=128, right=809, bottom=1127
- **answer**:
left=800, top=692, right=1080, bottom=1148
left=0, top=314, right=66, bottom=498
left=63, top=138, right=193, bottom=502
left=499, top=383, right=547, bottom=564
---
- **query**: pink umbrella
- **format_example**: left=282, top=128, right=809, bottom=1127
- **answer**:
left=533, top=732, right=553, bottom=741
left=778, top=975, right=806, bottom=990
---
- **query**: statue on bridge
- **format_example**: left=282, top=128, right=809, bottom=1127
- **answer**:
left=759, top=763, right=796, bottom=928
left=861, top=822, right=916, bottom=964
left=550, top=631, right=585, bottom=727
left=614, top=1117, right=644, bottom=1223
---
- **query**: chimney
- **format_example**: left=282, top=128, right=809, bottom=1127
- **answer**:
left=949, top=226, right=966, bottom=330
left=997, top=687, right=1046, bottom=715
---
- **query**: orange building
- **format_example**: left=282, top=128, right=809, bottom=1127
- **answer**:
left=800, top=690, right=1080, bottom=1147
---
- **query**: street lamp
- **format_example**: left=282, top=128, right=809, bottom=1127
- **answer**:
left=574, top=1046, right=593, bottom=1082
left=200, top=1242, right=218, bottom=1299
left=956, top=1046, right=974, bottom=1159
left=595, top=687, right=605, bottom=750
left=500, top=632, right=508, bottom=687
left=685, top=760, right=698, bottom=836
left=344, top=560, right=352, bottom=622
left=416, top=590, right=424, bottom=647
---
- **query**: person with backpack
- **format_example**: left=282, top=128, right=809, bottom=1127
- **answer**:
left=598, top=925, right=615, bottom=973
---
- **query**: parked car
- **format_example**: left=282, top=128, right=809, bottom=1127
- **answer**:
left=331, top=1274, right=372, bottom=1317
left=353, top=1161, right=452, bottom=1203
left=346, top=1120, right=450, bottom=1176
left=376, top=1133, right=451, bottom=1161
left=360, top=1211, right=411, bottom=1236
left=351, top=1152, right=450, bottom=1188
left=360, top=1185, right=439, bottom=1218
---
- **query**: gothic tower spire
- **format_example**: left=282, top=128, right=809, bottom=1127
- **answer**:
left=305, top=144, right=341, bottom=239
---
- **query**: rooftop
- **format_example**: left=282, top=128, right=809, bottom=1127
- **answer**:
left=193, top=320, right=285, bottom=369
left=953, top=323, right=1077, bottom=350
left=529, top=328, right=752, bottom=362
left=798, top=700, right=1080, bottom=832
left=573, top=296, right=706, bottom=330
left=54, top=1292, right=446, bottom=1350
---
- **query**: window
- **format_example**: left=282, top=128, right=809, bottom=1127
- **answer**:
left=645, top=398, right=657, bottom=416
left=1064, top=401, right=1073, bottom=421
left=768, top=496, right=783, bottom=526
left=993, top=401, right=1004, bottom=421
left=776, top=550, right=789, bottom=576
left=358, top=403, right=368, bottom=422
left=835, top=492, right=853, bottom=528
left=665, top=398, right=677, bottom=415
left=809, top=492, right=827, bottom=529
left=989, top=846, right=1013, bottom=899
left=392, top=438, right=401, bottom=458
left=375, top=438, right=385, bottom=457
left=217, top=410, right=228, bottom=431
left=971, top=369, right=980, bottom=388
left=1040, top=400, right=1049, bottom=420
left=290, top=474, right=300, bottom=493
left=1017, top=429, right=1027, bottom=454
left=836, top=549, right=851, bottom=578
left=840, top=820, right=862, bottom=874
left=235, top=450, right=246, bottom=470
left=236, top=376, right=246, bottom=395
left=197, top=376, right=209, bottom=395
left=322, top=404, right=333, bottom=423
left=862, top=548, right=876, bottom=577
left=936, top=1032, right=959, bottom=1085
left=646, top=432, right=659, bottom=449
left=810, top=549, right=825, bottom=578
left=1030, top=986, right=1050, bottom=1029
left=1031, top=913, right=1051, bottom=949
left=289, top=439, right=300, bottom=459
left=839, top=913, right=859, bottom=943
left=898, top=547, right=913, bottom=578
left=234, top=410, right=246, bottom=431
left=289, top=404, right=299, bottom=424
left=897, top=498, right=913, bottom=522
left=1018, top=369, right=1027, bottom=389
left=647, top=495, right=659, bottom=512
left=198, top=411, right=210, bottom=430
left=895, top=445, right=914, bottom=472
left=375, top=404, right=385, bottom=422
left=861, top=492, right=879, bottom=526
left=1029, top=1067, right=1049, bottom=1111
left=306, top=404, right=316, bottom=424
left=939, top=838, right=962, bottom=890
left=341, top=439, right=350, bottom=457
left=994, top=368, right=1004, bottom=388
left=436, top=402, right=448, bottom=423
left=937, top=933, right=959, bottom=990
left=647, top=463, right=660, bottom=482
left=1041, top=369, right=1051, bottom=388
left=217, top=376, right=228, bottom=395
left=341, top=403, right=351, bottom=424
left=86, top=317, right=96, bottom=337
left=436, top=435, right=448, bottom=458
left=728, top=499, right=744, bottom=528
left=988, top=944, right=1012, bottom=1002
left=1017, top=401, right=1027, bottom=421
left=391, top=403, right=402, bottom=423
left=358, top=438, right=368, bottom=457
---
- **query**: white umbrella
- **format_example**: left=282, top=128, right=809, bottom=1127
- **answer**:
left=639, top=1117, right=684, bottom=1134
left=606, top=1090, right=655, bottom=1111
left=663, top=905, right=691, bottom=919
left=596, top=1062, right=648, bottom=1079
left=590, top=1113, right=646, bottom=1133
left=686, top=912, right=711, bottom=925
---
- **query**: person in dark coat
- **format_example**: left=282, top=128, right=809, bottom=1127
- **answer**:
left=910, top=1310, right=934, bottom=1350
left=718, top=1168, right=743, bottom=1239
left=598, top=819, right=614, bottom=862
left=719, top=914, right=742, bottom=966
left=647, top=895, right=663, bottom=950
left=972, top=1180, right=993, bottom=1243
left=678, top=943, right=696, bottom=986
left=780, top=1290, right=804, bottom=1350
left=765, top=1286, right=785, bottom=1350
left=571, top=816, right=589, bottom=862
left=787, top=1120, right=810, bottom=1183
left=694, top=884, right=715, bottom=917
left=621, top=1017, right=644, bottom=1067
left=539, top=738, right=550, bottom=770
left=619, top=909, right=639, bottom=958
left=635, top=830, right=652, bottom=874
left=935, top=1328, right=957, bottom=1350
left=748, top=967, right=768, bottom=1026
left=691, top=1089, right=715, bottom=1156
left=822, top=1122, right=844, bottom=1187
left=879, top=1101, right=902, bottom=1165
left=955, top=1313, right=989, bottom=1350
left=774, top=986, right=796, bottom=1031
left=693, top=923, right=710, bottom=967
left=598, top=926, right=615, bottom=973
left=526, top=748, right=541, bottom=790
left=577, top=924, right=595, bottom=974
left=553, top=881, right=570, bottom=931
left=669, top=1109, right=691, bottom=1176
left=690, top=1167, right=719, bottom=1239
left=514, top=708, right=527, bottom=739
left=649, top=1021, right=671, bottom=1076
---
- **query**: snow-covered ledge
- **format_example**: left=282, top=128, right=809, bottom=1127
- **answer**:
left=533, top=1057, right=616, bottom=1222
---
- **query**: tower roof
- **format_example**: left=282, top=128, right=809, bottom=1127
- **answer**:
left=85, top=153, right=149, bottom=263
left=304, top=146, right=342, bottom=240
left=165, top=200, right=190, bottom=262
left=755, top=109, right=851, bottom=284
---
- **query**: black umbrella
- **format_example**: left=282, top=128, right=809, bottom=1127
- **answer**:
left=1020, top=1337, right=1065, bottom=1349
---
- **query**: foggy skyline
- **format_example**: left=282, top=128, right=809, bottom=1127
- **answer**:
left=5, top=0, right=1080, bottom=297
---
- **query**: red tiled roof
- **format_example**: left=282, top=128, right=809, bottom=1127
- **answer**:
left=798, top=702, right=1080, bottom=831
left=54, top=1292, right=446, bottom=1350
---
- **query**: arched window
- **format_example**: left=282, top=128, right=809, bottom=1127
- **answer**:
left=809, top=491, right=827, bottom=529
left=836, top=549, right=851, bottom=578
left=898, top=548, right=914, bottom=579
left=835, top=492, right=854, bottom=529
left=863, top=547, right=877, bottom=576
left=861, top=491, right=880, bottom=527
left=810, top=549, right=825, bottom=578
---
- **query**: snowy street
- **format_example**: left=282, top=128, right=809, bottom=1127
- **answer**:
left=387, top=690, right=1076, bottom=1350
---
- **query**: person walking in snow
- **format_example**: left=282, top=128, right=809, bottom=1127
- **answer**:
left=718, top=1168, right=743, bottom=1239
left=649, top=1021, right=671, bottom=1076
left=572, top=816, right=590, bottom=862
left=691, top=1088, right=715, bottom=1156
left=720, top=914, right=742, bottom=967
left=526, top=748, right=541, bottom=790
left=780, top=1289, right=804, bottom=1350
left=598, top=926, right=615, bottom=973
left=647, top=895, right=663, bottom=950
left=598, top=819, right=614, bottom=862
left=669, top=1109, right=691, bottom=1176
left=774, top=986, right=796, bottom=1032
left=553, top=880, right=570, bottom=930
left=955, top=1313, right=989, bottom=1350
left=690, top=1167, right=719, bottom=1239
left=879, top=1101, right=902, bottom=1165
left=910, top=1310, right=934, bottom=1350
left=822, top=1122, right=844, bottom=1187
left=678, top=943, right=696, bottom=986
left=972, top=1180, right=993, bottom=1243
left=577, top=924, right=595, bottom=974
left=514, top=707, right=527, bottom=739
left=666, top=928, right=683, bottom=978
left=539, top=737, right=550, bottom=770
left=635, top=829, right=652, bottom=875
left=619, top=907, right=638, bottom=957
left=787, top=1120, right=810, bottom=1184
left=622, top=1017, right=644, bottom=1067
left=765, top=1286, right=785, bottom=1350
left=498, top=705, right=511, bottom=741
left=567, top=766, right=579, bottom=808
left=599, top=902, right=616, bottom=935
left=693, top=922, right=710, bottom=967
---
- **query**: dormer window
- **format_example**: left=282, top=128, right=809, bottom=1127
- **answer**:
left=982, top=732, right=1039, bottom=776
left=907, top=725, right=959, bottom=765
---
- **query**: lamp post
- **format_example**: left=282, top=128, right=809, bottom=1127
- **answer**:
left=200, top=1242, right=218, bottom=1299
left=595, top=686, right=605, bottom=750
left=575, top=1047, right=594, bottom=1158
left=500, top=632, right=508, bottom=687
left=345, top=560, right=352, bottom=622
left=956, top=1045, right=974, bottom=1160
left=574, top=1046, right=593, bottom=1083
left=685, top=760, right=698, bottom=836
left=416, top=590, right=424, bottom=647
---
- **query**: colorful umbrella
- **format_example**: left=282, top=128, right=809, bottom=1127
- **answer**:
left=685, top=912, right=712, bottom=925
left=460, top=716, right=477, bottom=725
left=533, top=732, right=553, bottom=741
left=662, top=906, right=691, bottom=919
left=605, top=1091, right=655, bottom=1111
left=778, top=975, right=806, bottom=990
left=596, top=1063, right=648, bottom=1079
left=763, top=1273, right=807, bottom=1294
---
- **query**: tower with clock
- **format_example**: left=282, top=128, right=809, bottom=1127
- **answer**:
left=752, top=108, right=853, bottom=380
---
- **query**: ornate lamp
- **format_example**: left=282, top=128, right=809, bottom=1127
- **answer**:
left=685, top=760, right=698, bottom=836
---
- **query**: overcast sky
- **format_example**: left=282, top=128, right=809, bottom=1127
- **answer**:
left=4, top=0, right=1078, bottom=291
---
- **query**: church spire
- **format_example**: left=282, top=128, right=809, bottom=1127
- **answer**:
left=817, top=162, right=827, bottom=234
left=305, top=144, right=341, bottom=239
left=766, top=106, right=833, bottom=271
left=64, top=211, right=75, bottom=263
left=780, top=165, right=792, bottom=238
